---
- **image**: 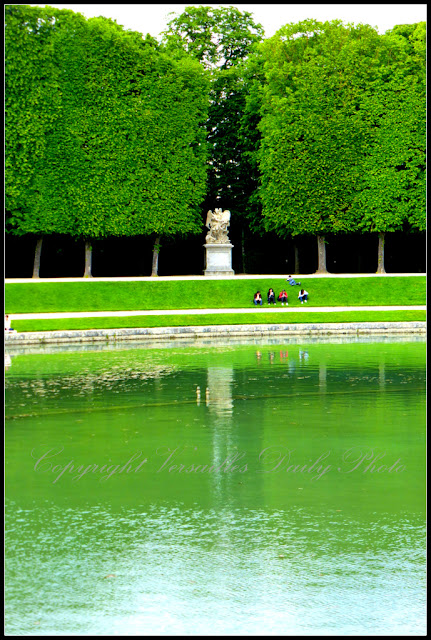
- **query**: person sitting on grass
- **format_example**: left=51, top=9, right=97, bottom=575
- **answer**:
left=298, top=289, right=309, bottom=304
left=278, top=290, right=288, bottom=306
left=5, top=315, right=14, bottom=332
left=267, top=288, right=276, bottom=305
left=286, top=275, right=301, bottom=286
left=254, top=291, right=263, bottom=306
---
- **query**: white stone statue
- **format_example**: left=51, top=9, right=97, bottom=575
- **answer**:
left=205, top=208, right=231, bottom=244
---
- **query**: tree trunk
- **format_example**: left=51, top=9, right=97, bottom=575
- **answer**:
left=83, top=240, right=93, bottom=278
left=294, top=242, right=300, bottom=274
left=316, top=235, right=328, bottom=273
left=376, top=232, right=386, bottom=273
left=32, top=235, right=43, bottom=278
left=151, top=236, right=161, bottom=276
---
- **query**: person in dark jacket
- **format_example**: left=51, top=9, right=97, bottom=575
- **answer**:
left=267, top=288, right=276, bottom=305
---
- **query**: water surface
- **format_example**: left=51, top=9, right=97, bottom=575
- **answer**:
left=5, top=337, right=426, bottom=635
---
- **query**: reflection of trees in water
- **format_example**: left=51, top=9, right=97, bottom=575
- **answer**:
left=4, top=364, right=176, bottom=417
left=4, top=335, right=426, bottom=360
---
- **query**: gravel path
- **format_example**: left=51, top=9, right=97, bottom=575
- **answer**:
left=5, top=273, right=425, bottom=284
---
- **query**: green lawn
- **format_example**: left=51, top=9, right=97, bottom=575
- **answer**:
left=5, top=276, right=426, bottom=314
left=11, top=310, right=426, bottom=332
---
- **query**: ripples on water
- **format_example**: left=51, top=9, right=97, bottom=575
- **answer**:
left=5, top=337, right=426, bottom=635
left=5, top=503, right=426, bottom=635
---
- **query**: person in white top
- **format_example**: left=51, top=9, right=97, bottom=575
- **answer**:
left=5, top=315, right=13, bottom=331
left=298, top=289, right=308, bottom=304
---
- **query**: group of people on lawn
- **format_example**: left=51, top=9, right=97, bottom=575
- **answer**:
left=253, top=276, right=308, bottom=306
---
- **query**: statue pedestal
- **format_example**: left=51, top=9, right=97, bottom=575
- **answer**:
left=204, top=243, right=234, bottom=276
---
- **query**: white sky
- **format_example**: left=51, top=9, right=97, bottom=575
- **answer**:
left=27, top=4, right=426, bottom=39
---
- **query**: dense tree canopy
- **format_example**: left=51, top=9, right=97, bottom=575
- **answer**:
left=252, top=18, right=425, bottom=271
left=5, top=4, right=210, bottom=275
left=35, top=14, right=210, bottom=240
left=256, top=20, right=385, bottom=270
left=5, top=5, right=63, bottom=235
left=353, top=22, right=426, bottom=235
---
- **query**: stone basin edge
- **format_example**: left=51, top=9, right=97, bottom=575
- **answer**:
left=4, top=322, right=426, bottom=346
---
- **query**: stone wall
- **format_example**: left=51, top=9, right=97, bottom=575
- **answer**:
left=4, top=322, right=426, bottom=346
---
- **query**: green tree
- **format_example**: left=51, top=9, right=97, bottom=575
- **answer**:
left=257, top=19, right=384, bottom=272
left=5, top=4, right=67, bottom=277
left=161, top=6, right=264, bottom=271
left=353, top=22, right=426, bottom=272
left=6, top=6, right=210, bottom=276
left=38, top=14, right=209, bottom=275
left=161, top=5, right=264, bottom=70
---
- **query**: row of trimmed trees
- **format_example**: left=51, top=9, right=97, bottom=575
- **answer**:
left=5, top=5, right=426, bottom=276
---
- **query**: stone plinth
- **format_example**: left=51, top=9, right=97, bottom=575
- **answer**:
left=204, top=243, right=234, bottom=276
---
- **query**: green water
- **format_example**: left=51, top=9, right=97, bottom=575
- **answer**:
left=5, top=337, right=426, bottom=635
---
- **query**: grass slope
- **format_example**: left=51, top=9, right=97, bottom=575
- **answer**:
left=5, top=277, right=426, bottom=314
left=11, top=310, right=426, bottom=332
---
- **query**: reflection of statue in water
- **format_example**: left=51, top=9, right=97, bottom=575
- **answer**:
left=206, top=366, right=234, bottom=418
left=205, top=208, right=231, bottom=244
